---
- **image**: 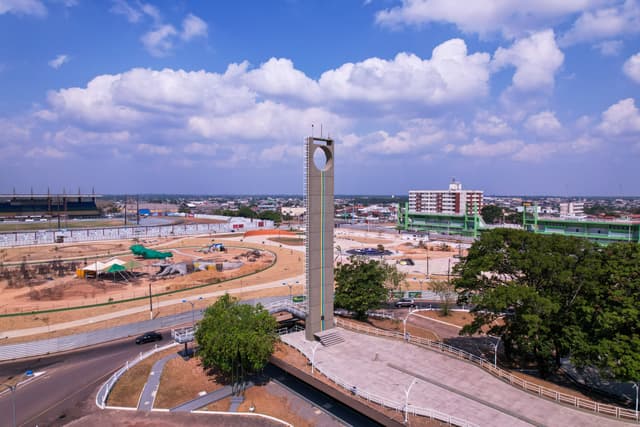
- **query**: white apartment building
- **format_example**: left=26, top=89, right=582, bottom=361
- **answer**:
left=559, top=202, right=585, bottom=217
left=409, top=180, right=483, bottom=215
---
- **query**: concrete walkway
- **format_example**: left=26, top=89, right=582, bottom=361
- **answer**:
left=170, top=382, right=254, bottom=412
left=4, top=273, right=305, bottom=339
left=138, top=353, right=179, bottom=411
left=281, top=329, right=631, bottom=427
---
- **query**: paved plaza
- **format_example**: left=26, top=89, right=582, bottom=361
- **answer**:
left=281, top=328, right=632, bottom=427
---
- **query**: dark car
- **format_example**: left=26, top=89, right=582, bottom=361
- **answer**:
left=135, top=331, right=163, bottom=344
left=395, top=298, right=415, bottom=308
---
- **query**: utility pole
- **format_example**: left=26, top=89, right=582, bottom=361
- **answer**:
left=136, top=194, right=140, bottom=225
left=148, top=282, right=153, bottom=319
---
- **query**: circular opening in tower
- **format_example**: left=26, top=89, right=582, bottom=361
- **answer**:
left=312, top=145, right=333, bottom=172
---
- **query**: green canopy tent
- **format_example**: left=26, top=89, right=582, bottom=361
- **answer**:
left=105, top=263, right=129, bottom=282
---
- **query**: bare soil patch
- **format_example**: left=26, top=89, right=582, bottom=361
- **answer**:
left=268, top=237, right=304, bottom=246
left=107, top=346, right=179, bottom=407
left=155, top=355, right=224, bottom=409
left=414, top=310, right=474, bottom=328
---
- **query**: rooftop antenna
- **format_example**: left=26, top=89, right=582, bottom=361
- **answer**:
left=320, top=123, right=323, bottom=138
left=311, top=124, right=314, bottom=138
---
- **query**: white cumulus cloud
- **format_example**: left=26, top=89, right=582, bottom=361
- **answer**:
left=598, top=98, right=640, bottom=135
left=473, top=112, right=513, bottom=137
left=141, top=25, right=177, bottom=57
left=0, top=0, right=46, bottom=16
left=493, top=30, right=564, bottom=92
left=181, top=14, right=207, bottom=41
left=623, top=52, right=640, bottom=83
left=593, top=39, right=624, bottom=56
left=319, top=39, right=490, bottom=106
left=560, top=0, right=640, bottom=46
left=48, top=54, right=69, bottom=69
left=458, top=138, right=523, bottom=157
left=524, top=111, right=563, bottom=136
left=375, top=0, right=605, bottom=38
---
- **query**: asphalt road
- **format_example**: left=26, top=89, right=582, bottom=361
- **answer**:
left=0, top=334, right=164, bottom=427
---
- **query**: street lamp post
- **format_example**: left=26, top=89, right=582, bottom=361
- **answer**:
left=492, top=335, right=501, bottom=367
left=2, top=383, right=16, bottom=427
left=182, top=297, right=203, bottom=328
left=404, top=378, right=417, bottom=424
left=282, top=282, right=293, bottom=303
left=425, top=244, right=429, bottom=280
left=403, top=309, right=417, bottom=341
left=148, top=282, right=153, bottom=320
left=311, top=341, right=321, bottom=374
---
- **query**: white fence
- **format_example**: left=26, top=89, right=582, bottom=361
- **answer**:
left=336, top=319, right=640, bottom=423
left=96, top=342, right=179, bottom=409
left=0, top=219, right=274, bottom=248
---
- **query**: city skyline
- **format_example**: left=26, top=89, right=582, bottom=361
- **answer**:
left=1, top=1, right=640, bottom=196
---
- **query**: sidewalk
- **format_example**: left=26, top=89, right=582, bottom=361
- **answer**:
left=138, top=353, right=179, bottom=411
left=281, top=328, right=631, bottom=427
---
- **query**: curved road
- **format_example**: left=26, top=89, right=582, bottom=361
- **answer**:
left=0, top=334, right=160, bottom=427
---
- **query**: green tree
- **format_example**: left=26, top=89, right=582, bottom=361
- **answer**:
left=571, top=243, right=640, bottom=382
left=334, top=256, right=388, bottom=320
left=196, top=294, right=277, bottom=388
left=480, top=204, right=503, bottom=224
left=454, top=229, right=600, bottom=377
left=258, top=210, right=282, bottom=223
left=237, top=206, right=257, bottom=219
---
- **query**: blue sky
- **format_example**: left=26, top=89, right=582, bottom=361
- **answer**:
left=1, top=0, right=640, bottom=196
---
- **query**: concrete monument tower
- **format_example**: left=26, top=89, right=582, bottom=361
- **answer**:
left=304, top=136, right=335, bottom=341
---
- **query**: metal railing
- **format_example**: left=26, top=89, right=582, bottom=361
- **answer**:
left=171, top=326, right=196, bottom=343
left=336, top=318, right=640, bottom=422
left=96, top=342, right=178, bottom=409
left=280, top=332, right=479, bottom=427
left=263, top=299, right=307, bottom=319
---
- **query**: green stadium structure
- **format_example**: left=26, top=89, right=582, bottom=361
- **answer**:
left=398, top=201, right=640, bottom=245
left=397, top=202, right=485, bottom=237
left=522, top=206, right=640, bottom=245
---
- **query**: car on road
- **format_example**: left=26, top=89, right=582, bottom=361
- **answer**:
left=135, top=331, right=163, bottom=344
left=395, top=298, right=415, bottom=308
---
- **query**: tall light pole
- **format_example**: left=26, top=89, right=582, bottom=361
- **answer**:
left=148, top=282, right=153, bottom=320
left=2, top=383, right=16, bottom=427
left=311, top=341, right=321, bottom=374
left=282, top=282, right=292, bottom=303
left=182, top=297, right=203, bottom=328
left=403, top=309, right=417, bottom=341
left=404, top=378, right=417, bottom=424
left=425, top=243, right=429, bottom=280
left=492, top=335, right=501, bottom=367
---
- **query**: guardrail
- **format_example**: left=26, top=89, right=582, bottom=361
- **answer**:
left=336, top=318, right=640, bottom=423
left=0, top=310, right=197, bottom=361
left=278, top=328, right=479, bottom=427
left=96, top=342, right=179, bottom=409
left=263, top=299, right=307, bottom=319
